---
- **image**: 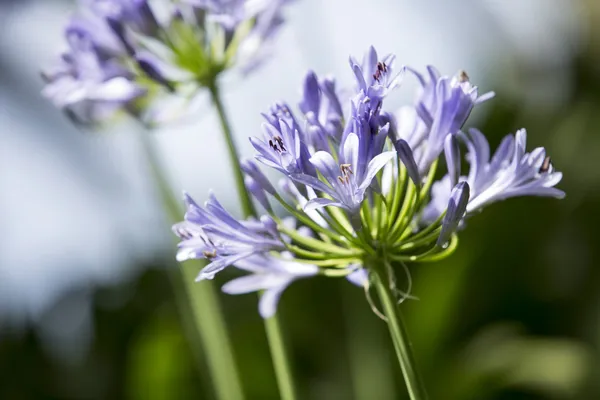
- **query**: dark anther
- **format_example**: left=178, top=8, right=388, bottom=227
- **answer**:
left=273, top=135, right=286, bottom=152
left=458, top=70, right=469, bottom=83
left=539, top=156, right=552, bottom=173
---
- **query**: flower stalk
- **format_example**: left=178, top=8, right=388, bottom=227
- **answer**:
left=209, top=82, right=297, bottom=400
left=371, top=267, right=428, bottom=400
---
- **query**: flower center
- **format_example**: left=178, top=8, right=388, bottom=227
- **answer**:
left=269, top=135, right=287, bottom=153
left=372, top=61, right=388, bottom=83
left=337, top=163, right=354, bottom=184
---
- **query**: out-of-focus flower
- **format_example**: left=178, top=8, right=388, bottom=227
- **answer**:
left=41, top=27, right=144, bottom=123
left=173, top=46, right=565, bottom=317
left=42, top=0, right=294, bottom=123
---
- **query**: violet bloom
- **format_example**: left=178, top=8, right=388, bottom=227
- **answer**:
left=221, top=253, right=318, bottom=318
left=173, top=193, right=284, bottom=280
left=293, top=132, right=395, bottom=216
left=463, top=128, right=565, bottom=212
left=250, top=115, right=316, bottom=176
left=43, top=0, right=294, bottom=123
left=349, top=46, right=403, bottom=105
left=172, top=46, right=566, bottom=319
left=185, top=0, right=293, bottom=71
left=422, top=128, right=564, bottom=222
left=42, top=27, right=144, bottom=123
left=403, top=67, right=494, bottom=174
left=299, top=71, right=345, bottom=150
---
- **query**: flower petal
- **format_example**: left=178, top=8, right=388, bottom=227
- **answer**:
left=304, top=197, right=343, bottom=211
left=358, top=151, right=396, bottom=192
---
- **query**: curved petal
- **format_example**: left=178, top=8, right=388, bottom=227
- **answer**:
left=196, top=252, right=254, bottom=281
left=309, top=151, right=340, bottom=181
left=358, top=151, right=396, bottom=192
left=259, top=283, right=291, bottom=318
left=290, top=173, right=334, bottom=196
left=347, top=267, right=368, bottom=287
left=221, top=274, right=279, bottom=295
left=304, top=197, right=343, bottom=211
left=342, top=132, right=359, bottom=169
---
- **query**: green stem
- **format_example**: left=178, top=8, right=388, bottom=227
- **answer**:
left=208, top=82, right=256, bottom=217
left=372, top=270, right=428, bottom=400
left=264, top=315, right=297, bottom=400
left=139, top=131, right=245, bottom=400
left=209, top=82, right=297, bottom=400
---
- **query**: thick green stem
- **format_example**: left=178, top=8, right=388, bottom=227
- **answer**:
left=372, top=271, right=428, bottom=400
left=139, top=131, right=245, bottom=400
left=208, top=83, right=256, bottom=217
left=209, top=82, right=297, bottom=400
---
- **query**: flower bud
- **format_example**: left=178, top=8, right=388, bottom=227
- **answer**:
left=393, top=139, right=421, bottom=187
left=245, top=176, right=271, bottom=212
left=444, top=134, right=461, bottom=187
left=437, top=181, right=470, bottom=248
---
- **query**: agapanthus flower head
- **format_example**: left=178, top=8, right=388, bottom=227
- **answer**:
left=43, top=0, right=293, bottom=123
left=174, top=46, right=565, bottom=317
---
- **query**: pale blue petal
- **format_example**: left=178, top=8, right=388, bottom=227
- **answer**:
left=304, top=197, right=343, bottom=211
left=259, top=284, right=290, bottom=318
left=358, top=151, right=396, bottom=192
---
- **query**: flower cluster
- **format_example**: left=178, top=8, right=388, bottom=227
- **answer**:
left=42, top=0, right=292, bottom=123
left=174, top=46, right=565, bottom=318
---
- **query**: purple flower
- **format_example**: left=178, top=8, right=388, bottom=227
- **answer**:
left=42, top=27, right=144, bottom=123
left=185, top=0, right=293, bottom=71
left=250, top=115, right=316, bottom=176
left=463, top=128, right=565, bottom=212
left=349, top=46, right=403, bottom=105
left=293, top=132, right=396, bottom=216
left=299, top=71, right=344, bottom=149
left=340, top=93, right=390, bottom=167
left=402, top=67, right=494, bottom=174
left=422, top=128, right=564, bottom=222
left=44, top=0, right=294, bottom=123
left=221, top=253, right=318, bottom=318
left=172, top=192, right=284, bottom=280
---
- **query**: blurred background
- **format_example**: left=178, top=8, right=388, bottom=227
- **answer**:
left=1, top=0, right=599, bottom=398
